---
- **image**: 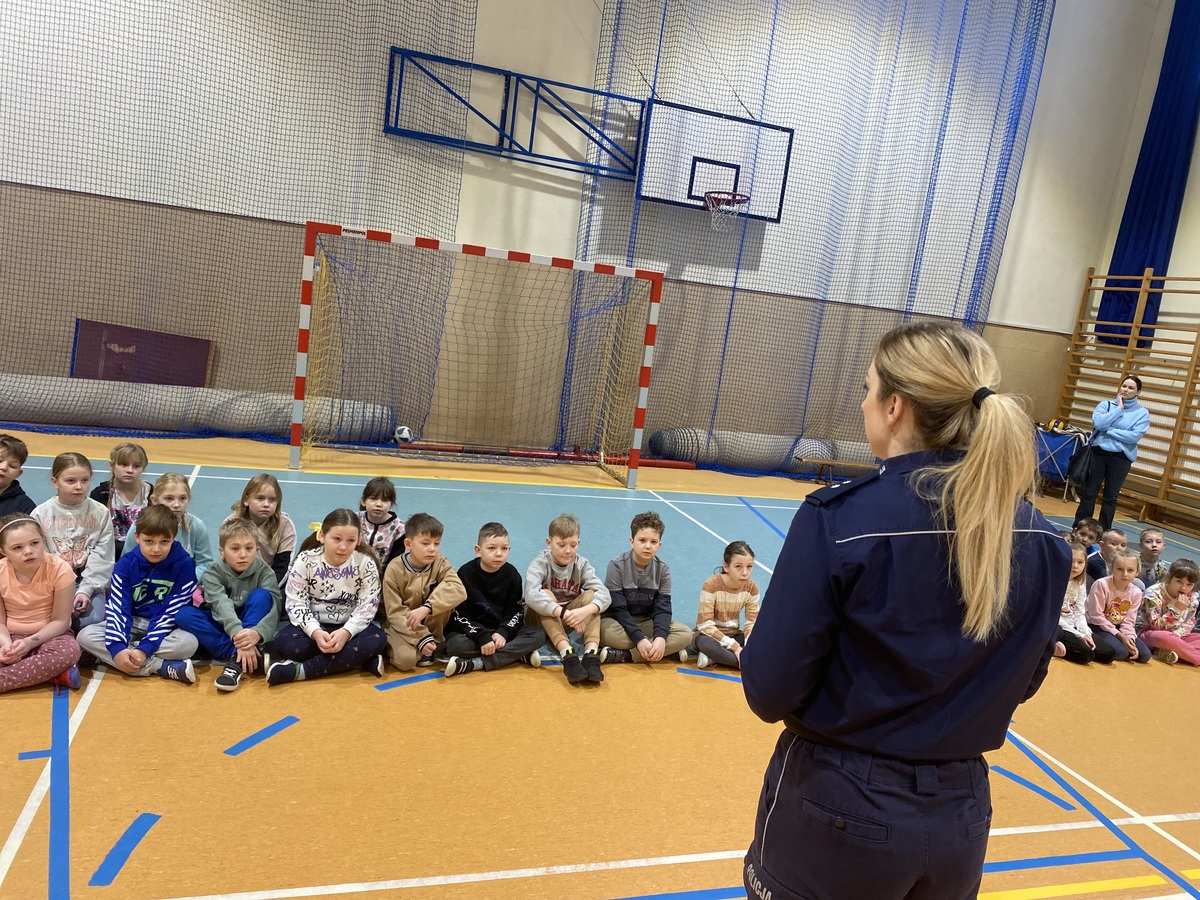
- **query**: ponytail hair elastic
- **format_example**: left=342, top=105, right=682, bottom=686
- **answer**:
left=971, top=387, right=996, bottom=409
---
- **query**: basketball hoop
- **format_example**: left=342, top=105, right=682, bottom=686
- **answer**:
left=704, top=191, right=750, bottom=232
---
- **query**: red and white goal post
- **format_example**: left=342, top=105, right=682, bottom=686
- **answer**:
left=289, top=221, right=663, bottom=488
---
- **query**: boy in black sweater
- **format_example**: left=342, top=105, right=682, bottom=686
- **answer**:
left=0, top=435, right=35, bottom=517
left=444, top=522, right=546, bottom=677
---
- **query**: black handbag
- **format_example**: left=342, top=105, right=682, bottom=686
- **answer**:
left=1067, top=433, right=1095, bottom=485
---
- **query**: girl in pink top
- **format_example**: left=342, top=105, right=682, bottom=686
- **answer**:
left=1086, top=549, right=1149, bottom=664
left=0, top=514, right=82, bottom=692
left=1137, top=558, right=1200, bottom=666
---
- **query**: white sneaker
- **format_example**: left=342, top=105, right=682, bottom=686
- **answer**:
left=696, top=652, right=711, bottom=670
left=676, top=649, right=690, bottom=663
left=522, top=650, right=542, bottom=668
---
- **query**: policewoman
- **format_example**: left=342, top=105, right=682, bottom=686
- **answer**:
left=741, top=322, right=1072, bottom=900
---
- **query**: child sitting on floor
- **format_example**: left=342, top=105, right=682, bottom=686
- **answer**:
left=359, top=477, right=405, bottom=570
left=176, top=518, right=282, bottom=691
left=0, top=514, right=81, bottom=692
left=443, top=521, right=544, bottom=677
left=1137, top=558, right=1200, bottom=666
left=268, top=509, right=386, bottom=685
left=381, top=513, right=465, bottom=671
left=32, top=452, right=114, bottom=630
left=1136, top=528, right=1169, bottom=589
left=600, top=511, right=692, bottom=666
left=90, top=442, right=152, bottom=558
left=1054, top=540, right=1113, bottom=665
left=76, top=505, right=199, bottom=684
left=695, top=541, right=760, bottom=670
left=524, top=513, right=610, bottom=685
left=1086, top=548, right=1149, bottom=664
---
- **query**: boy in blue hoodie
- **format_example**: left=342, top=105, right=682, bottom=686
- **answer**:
left=77, top=504, right=199, bottom=683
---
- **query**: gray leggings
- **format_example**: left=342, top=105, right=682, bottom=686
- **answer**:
left=696, top=631, right=744, bottom=668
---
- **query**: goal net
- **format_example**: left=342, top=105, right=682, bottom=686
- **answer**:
left=293, top=223, right=662, bottom=487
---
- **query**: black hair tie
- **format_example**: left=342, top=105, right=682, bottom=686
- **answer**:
left=972, top=387, right=996, bottom=409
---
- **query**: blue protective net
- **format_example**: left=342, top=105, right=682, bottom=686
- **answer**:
left=579, top=0, right=1054, bottom=475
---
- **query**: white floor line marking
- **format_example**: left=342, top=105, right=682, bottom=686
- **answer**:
left=158, top=850, right=748, bottom=900
left=1010, top=729, right=1200, bottom=864
left=188, top=465, right=202, bottom=487
left=990, top=812, right=1200, bottom=837
left=0, top=667, right=106, bottom=889
left=192, top=473, right=471, bottom=491
left=650, top=490, right=774, bottom=575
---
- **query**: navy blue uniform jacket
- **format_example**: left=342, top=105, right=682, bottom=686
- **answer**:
left=742, top=450, right=1072, bottom=762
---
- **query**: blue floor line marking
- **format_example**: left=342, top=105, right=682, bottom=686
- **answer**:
left=738, top=496, right=787, bottom=539
left=677, top=667, right=742, bottom=683
left=982, top=848, right=1137, bottom=873
left=1006, top=730, right=1200, bottom=898
left=223, top=715, right=300, bottom=756
left=48, top=687, right=70, bottom=900
left=88, top=812, right=161, bottom=887
left=612, top=888, right=746, bottom=900
left=990, top=765, right=1077, bottom=811
left=17, top=749, right=51, bottom=761
left=375, top=671, right=445, bottom=691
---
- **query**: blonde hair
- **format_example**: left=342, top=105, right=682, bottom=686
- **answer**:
left=150, top=472, right=192, bottom=532
left=231, top=473, right=284, bottom=544
left=548, top=513, right=580, bottom=539
left=873, top=322, right=1035, bottom=642
left=1065, top=540, right=1087, bottom=588
left=109, top=442, right=148, bottom=468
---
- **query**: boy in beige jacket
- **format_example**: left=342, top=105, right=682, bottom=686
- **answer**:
left=382, top=513, right=466, bottom=670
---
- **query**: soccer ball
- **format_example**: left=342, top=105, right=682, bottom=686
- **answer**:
left=394, top=425, right=414, bottom=444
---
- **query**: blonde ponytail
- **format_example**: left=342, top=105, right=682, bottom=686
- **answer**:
left=874, top=323, right=1036, bottom=642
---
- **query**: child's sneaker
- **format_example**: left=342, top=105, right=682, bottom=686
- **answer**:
left=445, top=656, right=482, bottom=678
left=416, top=652, right=437, bottom=668
left=562, top=651, right=588, bottom=685
left=158, top=659, right=196, bottom=685
left=696, top=652, right=712, bottom=670
left=1152, top=648, right=1179, bottom=665
left=362, top=654, right=386, bottom=677
left=600, top=647, right=632, bottom=664
left=676, top=649, right=689, bottom=663
left=267, top=660, right=302, bottom=685
left=521, top=650, right=542, bottom=668
left=582, top=650, right=604, bottom=684
left=214, top=661, right=243, bottom=692
left=50, top=666, right=82, bottom=691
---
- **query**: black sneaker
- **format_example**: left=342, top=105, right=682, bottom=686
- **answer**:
left=362, top=654, right=386, bottom=677
left=445, top=656, right=479, bottom=678
left=582, top=651, right=604, bottom=683
left=562, top=652, right=588, bottom=684
left=416, top=652, right=438, bottom=667
left=600, top=647, right=632, bottom=664
left=214, top=661, right=243, bottom=692
left=267, top=660, right=301, bottom=686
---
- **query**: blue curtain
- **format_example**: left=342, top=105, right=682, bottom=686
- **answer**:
left=1097, top=0, right=1200, bottom=345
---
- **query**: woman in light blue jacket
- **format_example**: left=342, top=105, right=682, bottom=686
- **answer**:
left=1074, top=375, right=1150, bottom=530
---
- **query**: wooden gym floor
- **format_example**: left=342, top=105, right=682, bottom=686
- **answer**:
left=1, top=430, right=1198, bottom=900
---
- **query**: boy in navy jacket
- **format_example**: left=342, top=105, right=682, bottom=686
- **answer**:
left=77, top=504, right=199, bottom=683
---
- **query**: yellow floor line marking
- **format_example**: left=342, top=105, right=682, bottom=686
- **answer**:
left=979, top=874, right=1166, bottom=899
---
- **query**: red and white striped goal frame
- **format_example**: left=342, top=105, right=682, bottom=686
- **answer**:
left=291, top=220, right=664, bottom=489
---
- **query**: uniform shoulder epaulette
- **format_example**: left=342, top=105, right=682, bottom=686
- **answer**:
left=804, top=469, right=880, bottom=507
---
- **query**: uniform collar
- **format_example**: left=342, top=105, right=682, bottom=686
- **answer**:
left=878, top=448, right=962, bottom=477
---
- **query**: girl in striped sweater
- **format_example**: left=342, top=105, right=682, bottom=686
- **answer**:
left=695, top=541, right=759, bottom=670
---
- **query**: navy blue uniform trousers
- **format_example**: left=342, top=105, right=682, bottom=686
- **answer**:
left=745, top=732, right=991, bottom=900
